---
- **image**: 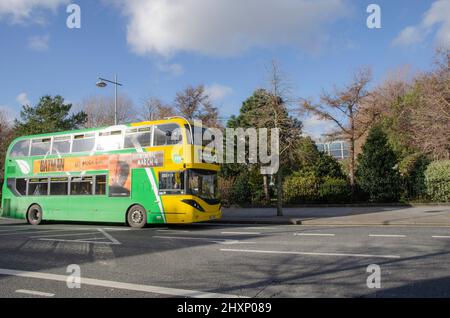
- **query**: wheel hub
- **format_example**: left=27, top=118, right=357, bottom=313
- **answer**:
left=131, top=210, right=143, bottom=223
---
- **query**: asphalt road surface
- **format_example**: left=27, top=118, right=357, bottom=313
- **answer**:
left=1, top=217, right=450, bottom=298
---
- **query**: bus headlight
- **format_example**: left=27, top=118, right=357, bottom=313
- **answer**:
left=181, top=199, right=205, bottom=212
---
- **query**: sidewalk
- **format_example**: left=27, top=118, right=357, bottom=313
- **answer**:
left=215, top=205, right=450, bottom=226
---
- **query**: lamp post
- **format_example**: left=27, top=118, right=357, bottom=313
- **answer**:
left=96, top=75, right=123, bottom=125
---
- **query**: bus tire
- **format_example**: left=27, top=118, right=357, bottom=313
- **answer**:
left=127, top=205, right=147, bottom=229
left=27, top=204, right=43, bottom=225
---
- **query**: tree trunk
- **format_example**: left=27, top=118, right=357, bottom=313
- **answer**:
left=349, top=116, right=356, bottom=200
left=349, top=139, right=356, bottom=200
left=276, top=171, right=283, bottom=216
left=263, top=175, right=270, bottom=206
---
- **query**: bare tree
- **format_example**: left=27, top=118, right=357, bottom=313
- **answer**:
left=236, top=61, right=301, bottom=215
left=80, top=95, right=137, bottom=128
left=174, top=85, right=220, bottom=127
left=301, top=67, right=373, bottom=193
left=140, top=97, right=175, bottom=121
left=0, top=109, right=12, bottom=185
left=0, top=109, right=8, bottom=136
left=266, top=61, right=302, bottom=216
left=360, top=48, right=450, bottom=160
left=411, top=48, right=450, bottom=159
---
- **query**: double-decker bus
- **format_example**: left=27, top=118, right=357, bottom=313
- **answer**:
left=0, top=117, right=221, bottom=228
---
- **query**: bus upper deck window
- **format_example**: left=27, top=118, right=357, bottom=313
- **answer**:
left=97, top=130, right=123, bottom=151
left=10, top=140, right=30, bottom=157
left=30, top=138, right=51, bottom=156
left=51, top=136, right=71, bottom=155
left=124, top=127, right=152, bottom=149
left=72, top=133, right=95, bottom=153
left=154, top=124, right=182, bottom=146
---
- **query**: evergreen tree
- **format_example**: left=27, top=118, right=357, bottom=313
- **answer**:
left=356, top=125, right=401, bottom=202
left=14, top=95, right=87, bottom=136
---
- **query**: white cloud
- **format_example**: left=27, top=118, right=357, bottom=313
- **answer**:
left=16, top=92, right=30, bottom=106
left=157, top=62, right=184, bottom=76
left=27, top=34, right=50, bottom=51
left=120, top=0, right=349, bottom=57
left=393, top=0, right=450, bottom=48
left=205, top=84, right=233, bottom=102
left=0, top=0, right=68, bottom=24
left=302, top=114, right=337, bottom=141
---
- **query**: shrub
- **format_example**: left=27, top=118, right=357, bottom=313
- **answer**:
left=218, top=177, right=234, bottom=206
left=229, top=171, right=252, bottom=204
left=283, top=175, right=320, bottom=203
left=399, top=153, right=429, bottom=200
left=319, top=177, right=351, bottom=203
left=314, top=152, right=345, bottom=179
left=424, top=160, right=450, bottom=202
left=356, top=126, right=401, bottom=202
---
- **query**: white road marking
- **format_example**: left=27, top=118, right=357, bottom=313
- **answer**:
left=101, top=228, right=131, bottom=232
left=1, top=268, right=243, bottom=298
left=153, top=235, right=241, bottom=245
left=156, top=229, right=190, bottom=233
left=294, top=233, right=335, bottom=237
left=369, top=234, right=406, bottom=238
left=221, top=248, right=401, bottom=259
left=30, top=232, right=99, bottom=238
left=30, top=229, right=121, bottom=245
left=0, top=229, right=93, bottom=237
left=15, top=289, right=55, bottom=297
left=38, top=239, right=117, bottom=245
left=221, top=232, right=262, bottom=235
left=97, top=228, right=121, bottom=245
left=432, top=235, right=450, bottom=239
left=243, top=227, right=279, bottom=230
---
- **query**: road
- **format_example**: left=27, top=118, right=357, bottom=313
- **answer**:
left=1, top=217, right=450, bottom=298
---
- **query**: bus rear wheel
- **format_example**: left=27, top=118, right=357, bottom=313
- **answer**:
left=27, top=204, right=43, bottom=225
left=127, top=205, right=147, bottom=228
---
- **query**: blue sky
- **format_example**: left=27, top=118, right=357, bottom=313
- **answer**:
left=0, top=0, right=448, bottom=138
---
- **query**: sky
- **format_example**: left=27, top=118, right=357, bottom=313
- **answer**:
left=0, top=0, right=449, bottom=139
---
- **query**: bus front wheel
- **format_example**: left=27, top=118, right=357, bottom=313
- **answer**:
left=27, top=204, right=43, bottom=225
left=127, top=205, right=147, bottom=229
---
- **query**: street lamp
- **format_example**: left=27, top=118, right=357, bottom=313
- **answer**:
left=96, top=75, right=123, bottom=125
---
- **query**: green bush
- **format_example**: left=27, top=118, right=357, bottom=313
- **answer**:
left=424, top=160, right=450, bottom=202
left=283, top=175, right=320, bottom=203
left=399, top=153, right=429, bottom=200
left=314, top=152, right=345, bottom=179
left=356, top=126, right=401, bottom=202
left=230, top=171, right=252, bottom=204
left=319, top=177, right=351, bottom=203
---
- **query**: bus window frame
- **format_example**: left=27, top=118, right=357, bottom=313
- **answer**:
left=71, top=133, right=96, bottom=154
left=49, top=177, right=69, bottom=196
left=27, top=178, right=50, bottom=196
left=51, top=135, right=73, bottom=155
left=9, top=140, right=31, bottom=158
left=96, top=130, right=124, bottom=152
left=123, top=126, right=153, bottom=150
left=30, top=138, right=52, bottom=157
left=153, top=123, right=184, bottom=147
left=94, top=174, right=107, bottom=196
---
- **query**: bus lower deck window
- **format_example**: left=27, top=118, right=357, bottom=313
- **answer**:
left=95, top=175, right=106, bottom=195
left=28, top=179, right=49, bottom=196
left=50, top=178, right=69, bottom=195
left=70, top=177, right=93, bottom=195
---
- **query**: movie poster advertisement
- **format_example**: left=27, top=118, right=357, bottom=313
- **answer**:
left=33, top=151, right=164, bottom=197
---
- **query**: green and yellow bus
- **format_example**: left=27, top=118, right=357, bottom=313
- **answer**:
left=0, top=117, right=221, bottom=228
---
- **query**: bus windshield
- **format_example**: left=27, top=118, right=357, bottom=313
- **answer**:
left=187, top=169, right=218, bottom=203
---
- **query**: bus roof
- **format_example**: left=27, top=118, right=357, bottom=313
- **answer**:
left=10, top=117, right=192, bottom=142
